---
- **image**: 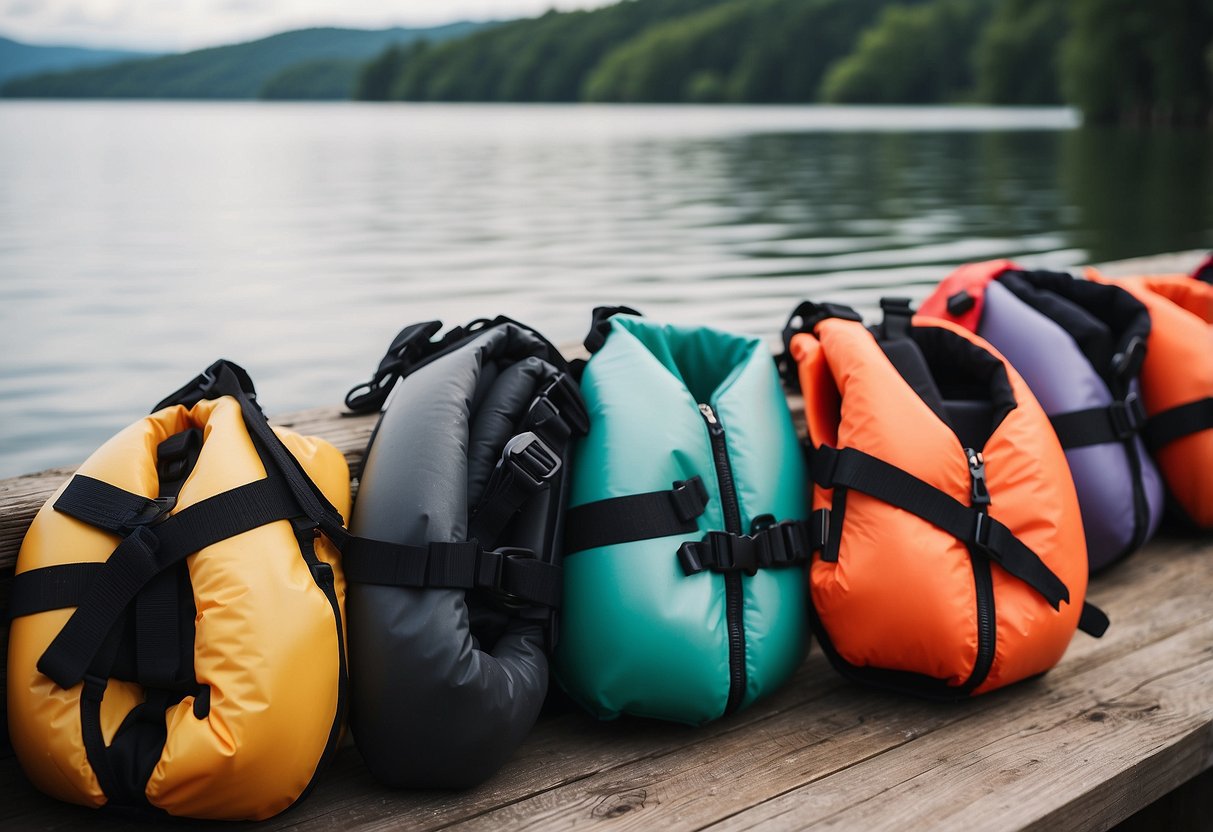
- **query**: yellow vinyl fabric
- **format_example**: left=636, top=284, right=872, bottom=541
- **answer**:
left=8, top=396, right=349, bottom=820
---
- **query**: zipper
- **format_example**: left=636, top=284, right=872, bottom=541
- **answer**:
left=699, top=403, right=747, bottom=716
left=961, top=448, right=996, bottom=694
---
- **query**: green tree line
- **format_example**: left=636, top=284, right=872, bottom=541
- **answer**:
left=357, top=0, right=1213, bottom=125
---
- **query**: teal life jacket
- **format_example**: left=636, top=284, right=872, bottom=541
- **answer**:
left=555, top=310, right=812, bottom=724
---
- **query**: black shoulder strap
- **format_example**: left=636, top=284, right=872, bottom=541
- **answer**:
left=876, top=297, right=914, bottom=341
left=343, top=320, right=448, bottom=413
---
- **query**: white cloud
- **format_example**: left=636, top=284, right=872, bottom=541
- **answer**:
left=0, top=0, right=613, bottom=51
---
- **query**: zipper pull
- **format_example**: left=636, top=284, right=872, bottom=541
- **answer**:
left=966, top=448, right=990, bottom=507
left=699, top=403, right=724, bottom=434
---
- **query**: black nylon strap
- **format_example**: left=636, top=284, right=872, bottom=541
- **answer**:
left=1050, top=394, right=1146, bottom=449
left=54, top=475, right=173, bottom=534
left=1079, top=601, right=1110, bottom=638
left=468, top=371, right=588, bottom=548
left=157, top=361, right=351, bottom=547
left=676, top=519, right=813, bottom=576
left=341, top=537, right=562, bottom=608
left=7, top=563, right=103, bottom=619
left=810, top=445, right=1070, bottom=610
left=1143, top=397, right=1213, bottom=452
left=563, top=476, right=710, bottom=555
left=37, top=476, right=300, bottom=689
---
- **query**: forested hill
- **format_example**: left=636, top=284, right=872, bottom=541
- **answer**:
left=0, top=36, right=154, bottom=85
left=357, top=0, right=1213, bottom=126
left=0, top=23, right=487, bottom=99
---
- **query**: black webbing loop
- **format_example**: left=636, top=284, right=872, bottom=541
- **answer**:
left=563, top=476, right=710, bottom=555
left=1049, top=393, right=1147, bottom=449
left=810, top=444, right=1071, bottom=610
left=341, top=538, right=562, bottom=608
left=343, top=321, right=445, bottom=413
left=878, top=297, right=914, bottom=341
left=778, top=300, right=864, bottom=389
left=1143, top=397, right=1213, bottom=452
left=1079, top=602, right=1110, bottom=638
left=37, top=476, right=301, bottom=689
left=159, top=361, right=350, bottom=546
left=1194, top=253, right=1213, bottom=284
left=53, top=475, right=174, bottom=535
left=676, top=519, right=813, bottom=576
left=582, top=305, right=642, bottom=354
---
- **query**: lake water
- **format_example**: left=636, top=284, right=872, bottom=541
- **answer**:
left=1, top=102, right=1211, bottom=477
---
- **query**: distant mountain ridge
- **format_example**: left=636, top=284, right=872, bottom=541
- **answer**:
left=0, top=35, right=155, bottom=84
left=1, top=22, right=489, bottom=99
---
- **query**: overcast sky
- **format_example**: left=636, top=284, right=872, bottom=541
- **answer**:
left=0, top=0, right=615, bottom=51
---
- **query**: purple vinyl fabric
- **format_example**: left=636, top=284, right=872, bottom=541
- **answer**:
left=978, top=281, right=1164, bottom=571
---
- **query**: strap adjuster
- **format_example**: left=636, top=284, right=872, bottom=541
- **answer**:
left=1109, top=393, right=1146, bottom=439
left=503, top=432, right=561, bottom=488
left=971, top=511, right=992, bottom=550
left=125, top=496, right=175, bottom=531
left=670, top=477, right=710, bottom=523
left=531, top=373, right=590, bottom=437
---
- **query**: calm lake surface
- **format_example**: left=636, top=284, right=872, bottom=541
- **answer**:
left=2, top=102, right=1211, bottom=476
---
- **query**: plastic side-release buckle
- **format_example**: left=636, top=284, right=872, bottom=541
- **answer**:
left=529, top=373, right=590, bottom=438
left=503, top=432, right=561, bottom=488
left=1109, top=392, right=1147, bottom=439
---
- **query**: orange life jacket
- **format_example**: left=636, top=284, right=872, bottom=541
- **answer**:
left=1088, top=263, right=1213, bottom=527
left=782, top=299, right=1104, bottom=698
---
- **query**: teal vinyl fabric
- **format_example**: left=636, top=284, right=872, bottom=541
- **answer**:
left=555, top=316, right=808, bottom=724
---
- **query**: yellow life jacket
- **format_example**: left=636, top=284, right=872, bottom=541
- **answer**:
left=7, top=361, right=350, bottom=820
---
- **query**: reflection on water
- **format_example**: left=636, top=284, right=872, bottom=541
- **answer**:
left=0, top=103, right=1209, bottom=476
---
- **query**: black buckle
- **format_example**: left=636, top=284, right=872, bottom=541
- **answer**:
left=971, top=511, right=992, bottom=551
left=475, top=546, right=537, bottom=607
left=154, top=360, right=260, bottom=413
left=530, top=373, right=590, bottom=437
left=1112, top=336, right=1146, bottom=381
left=1109, top=393, right=1146, bottom=439
left=503, top=432, right=561, bottom=488
left=125, top=496, right=175, bottom=530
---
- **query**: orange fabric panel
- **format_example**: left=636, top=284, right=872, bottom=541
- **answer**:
left=1090, top=268, right=1213, bottom=526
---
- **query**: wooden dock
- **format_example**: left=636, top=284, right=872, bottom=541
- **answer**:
left=2, top=251, right=1212, bottom=830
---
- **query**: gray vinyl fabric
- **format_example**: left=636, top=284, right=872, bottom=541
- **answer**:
left=347, top=323, right=575, bottom=788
